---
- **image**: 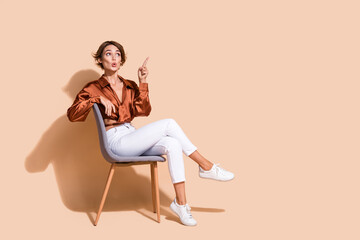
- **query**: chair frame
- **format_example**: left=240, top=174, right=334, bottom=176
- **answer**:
left=94, top=161, right=160, bottom=226
left=92, top=103, right=165, bottom=226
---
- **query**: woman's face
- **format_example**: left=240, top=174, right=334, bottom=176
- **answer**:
left=99, top=44, right=122, bottom=72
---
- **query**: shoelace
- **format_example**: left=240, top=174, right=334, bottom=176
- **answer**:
left=185, top=204, right=193, bottom=218
left=214, top=164, right=224, bottom=174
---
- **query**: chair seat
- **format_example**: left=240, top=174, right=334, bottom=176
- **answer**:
left=107, top=155, right=166, bottom=163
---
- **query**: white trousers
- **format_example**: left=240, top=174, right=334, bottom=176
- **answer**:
left=106, top=118, right=198, bottom=183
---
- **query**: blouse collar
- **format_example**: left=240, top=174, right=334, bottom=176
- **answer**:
left=98, top=74, right=134, bottom=89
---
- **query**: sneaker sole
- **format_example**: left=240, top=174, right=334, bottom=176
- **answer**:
left=199, top=174, right=235, bottom=181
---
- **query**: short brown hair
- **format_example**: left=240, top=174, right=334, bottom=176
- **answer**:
left=92, top=41, right=127, bottom=69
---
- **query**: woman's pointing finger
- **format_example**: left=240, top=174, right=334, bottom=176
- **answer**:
left=142, top=57, right=149, bottom=67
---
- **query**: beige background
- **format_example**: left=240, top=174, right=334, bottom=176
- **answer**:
left=1, top=0, right=359, bottom=239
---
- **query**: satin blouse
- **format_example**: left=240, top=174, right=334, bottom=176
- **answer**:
left=67, top=74, right=151, bottom=128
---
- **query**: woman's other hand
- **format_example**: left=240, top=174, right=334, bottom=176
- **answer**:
left=99, top=96, right=116, bottom=116
left=138, top=57, right=149, bottom=83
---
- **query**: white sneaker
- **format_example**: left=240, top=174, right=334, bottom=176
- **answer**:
left=170, top=199, right=197, bottom=226
left=199, top=163, right=234, bottom=181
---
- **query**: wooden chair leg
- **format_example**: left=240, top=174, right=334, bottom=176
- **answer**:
left=150, top=163, right=156, bottom=213
left=152, top=162, right=161, bottom=223
left=94, top=163, right=116, bottom=226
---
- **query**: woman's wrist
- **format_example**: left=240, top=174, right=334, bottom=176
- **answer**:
left=139, top=79, right=147, bottom=84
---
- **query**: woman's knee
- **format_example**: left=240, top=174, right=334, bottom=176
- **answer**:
left=165, top=118, right=176, bottom=123
left=164, top=118, right=180, bottom=129
left=153, top=118, right=178, bottom=130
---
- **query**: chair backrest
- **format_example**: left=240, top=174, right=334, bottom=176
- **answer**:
left=92, top=103, right=114, bottom=163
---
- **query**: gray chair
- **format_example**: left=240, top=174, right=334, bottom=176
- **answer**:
left=92, top=103, right=166, bottom=225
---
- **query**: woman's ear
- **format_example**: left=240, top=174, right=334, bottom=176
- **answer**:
left=97, top=58, right=102, bottom=64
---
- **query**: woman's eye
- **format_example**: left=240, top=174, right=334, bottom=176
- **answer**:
left=106, top=53, right=110, bottom=56
left=116, top=53, right=120, bottom=56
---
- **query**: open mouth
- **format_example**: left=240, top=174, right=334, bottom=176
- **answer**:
left=112, top=63, right=117, bottom=67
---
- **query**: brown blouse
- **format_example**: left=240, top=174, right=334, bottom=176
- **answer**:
left=67, top=74, right=151, bottom=128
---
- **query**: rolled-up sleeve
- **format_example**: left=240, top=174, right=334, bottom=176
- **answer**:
left=67, top=87, right=100, bottom=122
left=133, top=82, right=151, bottom=116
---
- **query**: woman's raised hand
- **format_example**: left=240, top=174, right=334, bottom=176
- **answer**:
left=99, top=96, right=116, bottom=116
left=138, top=57, right=149, bottom=83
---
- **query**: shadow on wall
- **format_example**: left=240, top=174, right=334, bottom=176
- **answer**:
left=24, top=69, right=174, bottom=224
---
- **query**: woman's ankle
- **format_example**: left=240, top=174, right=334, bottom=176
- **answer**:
left=200, top=162, right=214, bottom=171
left=176, top=197, right=186, bottom=206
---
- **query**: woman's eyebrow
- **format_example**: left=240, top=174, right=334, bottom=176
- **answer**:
left=105, top=49, right=120, bottom=52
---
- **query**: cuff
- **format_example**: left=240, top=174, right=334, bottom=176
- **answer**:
left=139, top=82, right=149, bottom=91
left=90, top=96, right=101, bottom=103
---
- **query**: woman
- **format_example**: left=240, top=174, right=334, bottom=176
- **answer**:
left=67, top=40, right=234, bottom=226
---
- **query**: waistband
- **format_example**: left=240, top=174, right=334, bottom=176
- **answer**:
left=106, top=122, right=134, bottom=134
